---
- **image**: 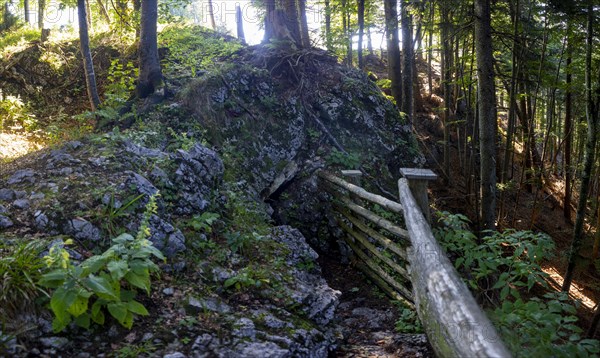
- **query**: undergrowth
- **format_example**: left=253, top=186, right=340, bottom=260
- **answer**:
left=0, top=240, right=48, bottom=319
left=435, top=211, right=600, bottom=357
left=159, top=24, right=242, bottom=79
left=39, top=194, right=165, bottom=332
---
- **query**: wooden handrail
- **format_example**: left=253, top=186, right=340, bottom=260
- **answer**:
left=318, top=171, right=404, bottom=213
left=318, top=169, right=511, bottom=357
left=398, top=178, right=511, bottom=358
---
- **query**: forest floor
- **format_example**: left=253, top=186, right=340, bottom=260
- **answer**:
left=319, top=257, right=433, bottom=357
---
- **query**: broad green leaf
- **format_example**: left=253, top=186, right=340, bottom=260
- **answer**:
left=129, top=260, right=152, bottom=275
left=107, top=302, right=128, bottom=322
left=52, top=316, right=70, bottom=333
left=122, top=311, right=134, bottom=329
left=82, top=255, right=108, bottom=275
left=113, top=233, right=135, bottom=245
left=127, top=300, right=149, bottom=316
left=107, top=260, right=129, bottom=281
left=39, top=269, right=67, bottom=288
left=124, top=271, right=150, bottom=292
left=91, top=300, right=103, bottom=316
left=108, top=302, right=134, bottom=329
left=51, top=287, right=76, bottom=319
left=67, top=294, right=89, bottom=317
left=91, top=301, right=105, bottom=325
left=133, top=245, right=165, bottom=260
left=224, top=277, right=237, bottom=288
left=500, top=285, right=510, bottom=300
left=74, top=313, right=90, bottom=329
left=84, top=275, right=118, bottom=300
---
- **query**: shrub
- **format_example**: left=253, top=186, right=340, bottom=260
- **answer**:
left=434, top=211, right=599, bottom=357
left=39, top=195, right=165, bottom=332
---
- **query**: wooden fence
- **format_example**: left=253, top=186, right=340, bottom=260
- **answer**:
left=318, top=169, right=512, bottom=358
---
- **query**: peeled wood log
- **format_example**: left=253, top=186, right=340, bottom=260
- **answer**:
left=338, top=222, right=413, bottom=302
left=398, top=179, right=511, bottom=358
left=319, top=171, right=404, bottom=213
left=337, top=206, right=408, bottom=261
left=335, top=193, right=409, bottom=241
left=337, top=219, right=410, bottom=281
left=322, top=180, right=409, bottom=241
left=354, top=260, right=412, bottom=307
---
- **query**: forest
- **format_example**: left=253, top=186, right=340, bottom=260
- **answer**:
left=1, top=0, right=600, bottom=357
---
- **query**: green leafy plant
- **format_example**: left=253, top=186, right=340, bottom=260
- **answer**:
left=166, top=127, right=197, bottom=151
left=394, top=302, right=423, bottom=334
left=105, top=59, right=138, bottom=108
left=186, top=212, right=220, bottom=234
left=492, top=293, right=600, bottom=357
left=224, top=189, right=271, bottom=236
left=0, top=95, right=37, bottom=132
left=0, top=240, right=48, bottom=319
left=113, top=340, right=157, bottom=358
left=159, top=25, right=242, bottom=78
left=99, top=192, right=146, bottom=238
left=39, top=195, right=165, bottom=332
left=225, top=231, right=263, bottom=256
left=435, top=211, right=554, bottom=300
left=223, top=267, right=270, bottom=292
left=435, top=212, right=598, bottom=356
left=326, top=148, right=361, bottom=169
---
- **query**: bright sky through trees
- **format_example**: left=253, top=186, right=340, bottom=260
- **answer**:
left=9, top=0, right=387, bottom=48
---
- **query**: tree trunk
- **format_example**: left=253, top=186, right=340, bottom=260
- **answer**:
left=501, top=0, right=519, bottom=185
left=264, top=0, right=302, bottom=47
left=474, top=0, right=497, bottom=231
left=298, top=0, right=310, bottom=47
left=133, top=0, right=141, bottom=39
left=346, top=3, right=352, bottom=66
left=564, top=19, right=573, bottom=222
left=236, top=5, right=245, bottom=44
left=283, top=0, right=301, bottom=46
left=440, top=3, right=451, bottom=182
left=137, top=0, right=163, bottom=99
left=324, top=0, right=332, bottom=51
left=37, top=0, right=43, bottom=29
left=342, top=0, right=347, bottom=62
left=357, top=0, right=365, bottom=69
left=77, top=0, right=100, bottom=111
left=96, top=0, right=110, bottom=23
left=427, top=2, right=433, bottom=96
left=384, top=0, right=402, bottom=107
left=401, top=0, right=413, bottom=121
left=24, top=0, right=29, bottom=24
left=563, top=1, right=597, bottom=293
left=263, top=0, right=275, bottom=43
left=367, top=26, right=373, bottom=55
left=207, top=0, right=216, bottom=30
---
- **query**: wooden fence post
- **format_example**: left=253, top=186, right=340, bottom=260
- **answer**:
left=399, top=168, right=438, bottom=223
left=340, top=169, right=363, bottom=185
left=341, top=169, right=364, bottom=204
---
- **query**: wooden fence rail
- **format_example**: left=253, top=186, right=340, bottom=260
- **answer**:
left=318, top=170, right=511, bottom=358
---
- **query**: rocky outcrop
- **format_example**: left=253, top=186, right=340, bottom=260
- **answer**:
left=0, top=134, right=340, bottom=356
left=182, top=49, right=423, bottom=251
left=0, top=139, right=225, bottom=258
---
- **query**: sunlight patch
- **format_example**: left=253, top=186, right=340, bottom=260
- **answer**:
left=543, top=265, right=597, bottom=309
left=0, top=133, right=43, bottom=161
